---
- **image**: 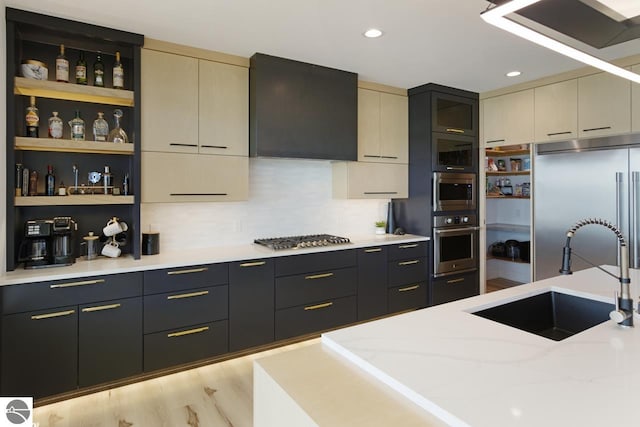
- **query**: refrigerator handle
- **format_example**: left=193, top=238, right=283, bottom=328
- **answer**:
left=632, top=172, right=640, bottom=269
left=616, top=172, right=624, bottom=266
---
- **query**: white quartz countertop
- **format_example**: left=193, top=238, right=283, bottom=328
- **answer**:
left=323, top=266, right=640, bottom=427
left=0, top=234, right=428, bottom=286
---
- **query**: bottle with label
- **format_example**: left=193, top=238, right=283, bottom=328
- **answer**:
left=75, top=51, right=87, bottom=85
left=93, top=52, right=104, bottom=87
left=48, top=111, right=63, bottom=139
left=107, top=109, right=129, bottom=143
left=93, top=112, right=109, bottom=141
left=113, top=51, right=124, bottom=89
left=25, top=96, right=39, bottom=138
left=69, top=110, right=85, bottom=141
left=28, top=170, right=38, bottom=196
left=45, top=165, right=55, bottom=196
left=56, top=44, right=69, bottom=83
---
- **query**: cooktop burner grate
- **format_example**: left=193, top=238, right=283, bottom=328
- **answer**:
left=254, top=234, right=351, bottom=250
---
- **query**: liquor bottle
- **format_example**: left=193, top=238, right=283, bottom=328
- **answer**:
left=107, top=109, right=129, bottom=143
left=113, top=51, right=124, bottom=89
left=93, top=112, right=109, bottom=141
left=75, top=51, right=87, bottom=85
left=56, top=44, right=69, bottom=83
left=93, top=52, right=105, bottom=87
left=69, top=110, right=85, bottom=141
left=25, top=96, right=39, bottom=138
left=45, top=165, right=55, bottom=196
left=48, top=111, right=63, bottom=139
left=28, top=170, right=38, bottom=196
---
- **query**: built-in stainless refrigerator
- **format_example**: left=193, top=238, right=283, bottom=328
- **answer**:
left=534, top=137, right=640, bottom=281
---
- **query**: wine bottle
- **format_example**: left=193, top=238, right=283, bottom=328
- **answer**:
left=48, top=111, right=63, bottom=139
left=93, top=52, right=104, bottom=87
left=25, top=96, right=39, bottom=138
left=56, top=44, right=69, bottom=83
left=45, top=165, right=55, bottom=196
left=113, top=51, right=124, bottom=89
left=75, top=51, right=87, bottom=85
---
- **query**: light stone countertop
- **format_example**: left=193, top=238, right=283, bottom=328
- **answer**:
left=0, top=234, right=429, bottom=286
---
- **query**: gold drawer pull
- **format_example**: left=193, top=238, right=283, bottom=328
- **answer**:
left=305, top=272, right=334, bottom=280
left=304, top=302, right=334, bottom=311
left=239, top=261, right=266, bottom=267
left=167, top=290, right=209, bottom=300
left=446, top=278, right=465, bottom=284
left=364, top=248, right=382, bottom=253
left=446, top=128, right=465, bottom=134
left=398, top=244, right=418, bottom=249
left=167, top=267, right=208, bottom=275
left=398, top=285, right=420, bottom=292
left=167, top=326, right=210, bottom=338
left=398, top=260, right=420, bottom=266
left=82, top=303, right=121, bottom=313
left=31, top=309, right=75, bottom=320
left=50, top=279, right=105, bottom=289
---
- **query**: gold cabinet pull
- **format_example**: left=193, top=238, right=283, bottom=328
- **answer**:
left=31, top=309, right=75, bottom=320
left=167, top=326, right=209, bottom=338
left=446, top=128, right=465, bottom=134
left=82, top=303, right=121, bottom=313
left=398, top=244, right=418, bottom=249
left=364, top=248, right=382, bottom=253
left=167, top=267, right=208, bottom=275
left=305, top=272, right=334, bottom=280
left=304, top=302, right=333, bottom=311
left=398, top=285, right=420, bottom=292
left=398, top=260, right=420, bottom=266
left=446, top=278, right=465, bottom=284
left=50, top=279, right=105, bottom=289
left=239, top=261, right=266, bottom=268
left=167, top=290, right=209, bottom=300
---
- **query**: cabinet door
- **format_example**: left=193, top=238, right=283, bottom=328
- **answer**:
left=432, top=92, right=478, bottom=136
left=632, top=65, right=640, bottom=133
left=357, top=246, right=388, bottom=321
left=387, top=282, right=428, bottom=313
left=483, top=90, right=534, bottom=147
left=578, top=72, right=631, bottom=138
left=2, top=306, right=78, bottom=398
left=141, top=49, right=198, bottom=153
left=199, top=60, right=249, bottom=156
left=229, top=259, right=275, bottom=351
left=431, top=271, right=478, bottom=306
left=275, top=295, right=357, bottom=341
left=534, top=79, right=578, bottom=142
left=142, top=152, right=249, bottom=202
left=79, top=297, right=142, bottom=387
left=332, top=162, right=408, bottom=199
left=357, top=88, right=381, bottom=161
left=380, top=92, right=408, bottom=163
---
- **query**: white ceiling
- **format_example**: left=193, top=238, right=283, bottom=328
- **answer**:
left=7, top=0, right=640, bottom=93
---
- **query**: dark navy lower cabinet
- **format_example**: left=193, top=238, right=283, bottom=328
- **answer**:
left=432, top=270, right=479, bottom=306
left=357, top=246, right=388, bottom=320
left=275, top=296, right=357, bottom=341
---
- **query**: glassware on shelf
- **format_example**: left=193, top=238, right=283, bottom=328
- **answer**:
left=113, top=51, right=124, bottom=89
left=107, top=109, right=128, bottom=143
left=75, top=51, right=87, bottom=85
left=93, top=112, right=109, bottom=142
left=56, top=44, right=69, bottom=83
left=48, top=111, right=63, bottom=139
left=93, top=52, right=105, bottom=87
left=69, top=110, right=85, bottom=141
left=25, top=96, right=39, bottom=138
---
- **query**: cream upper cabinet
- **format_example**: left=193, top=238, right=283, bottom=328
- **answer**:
left=332, top=162, right=408, bottom=199
left=141, top=49, right=199, bottom=153
left=534, top=79, right=578, bottom=143
left=578, top=72, right=631, bottom=138
left=482, top=89, right=534, bottom=147
left=358, top=88, right=408, bottom=164
left=632, top=64, right=640, bottom=133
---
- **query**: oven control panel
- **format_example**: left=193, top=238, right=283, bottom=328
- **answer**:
left=434, top=214, right=477, bottom=228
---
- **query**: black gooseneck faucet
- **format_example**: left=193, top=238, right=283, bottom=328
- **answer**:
left=559, top=218, right=634, bottom=327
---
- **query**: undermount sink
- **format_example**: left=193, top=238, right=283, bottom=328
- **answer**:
left=471, top=291, right=614, bottom=341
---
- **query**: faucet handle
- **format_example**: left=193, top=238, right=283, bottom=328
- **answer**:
left=610, top=291, right=632, bottom=324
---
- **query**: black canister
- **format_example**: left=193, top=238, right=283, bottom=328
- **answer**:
left=142, top=232, right=160, bottom=255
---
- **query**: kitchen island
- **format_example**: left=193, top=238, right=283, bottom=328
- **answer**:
left=254, top=266, right=640, bottom=426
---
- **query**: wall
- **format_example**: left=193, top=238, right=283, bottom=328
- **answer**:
left=141, top=158, right=391, bottom=252
left=1, top=1, right=7, bottom=272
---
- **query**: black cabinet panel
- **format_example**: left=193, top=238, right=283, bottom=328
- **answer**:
left=2, top=272, right=143, bottom=314
left=388, top=258, right=428, bottom=287
left=388, top=282, right=428, bottom=313
left=144, top=285, right=228, bottom=334
left=357, top=246, right=388, bottom=320
left=432, top=271, right=479, bottom=306
left=387, top=242, right=428, bottom=261
left=275, top=267, right=357, bottom=309
left=2, top=305, right=78, bottom=398
left=144, top=320, right=229, bottom=372
left=79, top=297, right=142, bottom=387
left=275, top=296, right=357, bottom=341
left=431, top=91, right=479, bottom=136
left=275, top=249, right=356, bottom=277
left=229, top=259, right=275, bottom=352
left=143, top=263, right=228, bottom=295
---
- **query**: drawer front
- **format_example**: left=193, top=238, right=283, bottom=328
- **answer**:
left=275, top=249, right=356, bottom=277
left=388, top=282, right=428, bottom=313
left=2, top=272, right=143, bottom=315
left=388, top=258, right=428, bottom=287
left=387, top=241, right=428, bottom=261
left=432, top=271, right=478, bottom=306
left=143, top=320, right=228, bottom=372
left=275, top=296, right=357, bottom=341
left=144, top=263, right=228, bottom=295
left=275, top=267, right=357, bottom=309
left=144, top=285, right=228, bottom=334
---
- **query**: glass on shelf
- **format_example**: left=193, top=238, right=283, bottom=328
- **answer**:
left=93, top=112, right=109, bottom=142
left=48, top=111, right=63, bottom=139
left=107, top=109, right=128, bottom=143
left=69, top=110, right=85, bottom=141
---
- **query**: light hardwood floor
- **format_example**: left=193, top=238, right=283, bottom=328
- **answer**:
left=34, top=339, right=319, bottom=427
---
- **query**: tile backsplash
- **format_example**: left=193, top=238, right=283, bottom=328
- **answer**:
left=141, top=158, right=391, bottom=251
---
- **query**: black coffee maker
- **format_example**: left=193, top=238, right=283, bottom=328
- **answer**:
left=21, top=217, right=76, bottom=269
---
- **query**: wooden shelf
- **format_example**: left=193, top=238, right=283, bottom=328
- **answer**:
left=486, top=195, right=530, bottom=199
left=486, top=223, right=530, bottom=233
left=486, top=170, right=530, bottom=176
left=14, top=77, right=134, bottom=107
left=486, top=149, right=530, bottom=156
left=487, top=255, right=530, bottom=264
left=14, top=195, right=134, bottom=206
left=15, top=137, right=134, bottom=155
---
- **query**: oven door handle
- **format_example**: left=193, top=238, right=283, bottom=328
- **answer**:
left=434, top=226, right=479, bottom=234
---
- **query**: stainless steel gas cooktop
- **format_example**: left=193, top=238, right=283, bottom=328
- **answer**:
left=254, top=234, right=351, bottom=250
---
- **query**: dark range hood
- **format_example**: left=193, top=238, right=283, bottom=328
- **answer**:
left=489, top=0, right=640, bottom=49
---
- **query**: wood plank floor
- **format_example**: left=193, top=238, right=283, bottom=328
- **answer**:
left=34, top=339, right=319, bottom=427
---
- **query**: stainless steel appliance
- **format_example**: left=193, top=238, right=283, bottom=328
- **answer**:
left=433, top=214, right=478, bottom=277
left=534, top=136, right=640, bottom=280
left=254, top=234, right=350, bottom=250
left=20, top=217, right=76, bottom=269
left=433, top=172, right=476, bottom=212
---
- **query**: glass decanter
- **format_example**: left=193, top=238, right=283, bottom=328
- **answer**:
left=107, top=109, right=129, bottom=144
left=92, top=112, right=109, bottom=142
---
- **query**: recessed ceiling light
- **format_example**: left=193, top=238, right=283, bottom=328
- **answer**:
left=506, top=70, right=522, bottom=77
left=363, top=28, right=383, bottom=38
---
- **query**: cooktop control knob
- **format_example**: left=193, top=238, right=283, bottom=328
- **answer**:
left=462, top=216, right=469, bottom=223
left=445, top=218, right=453, bottom=224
